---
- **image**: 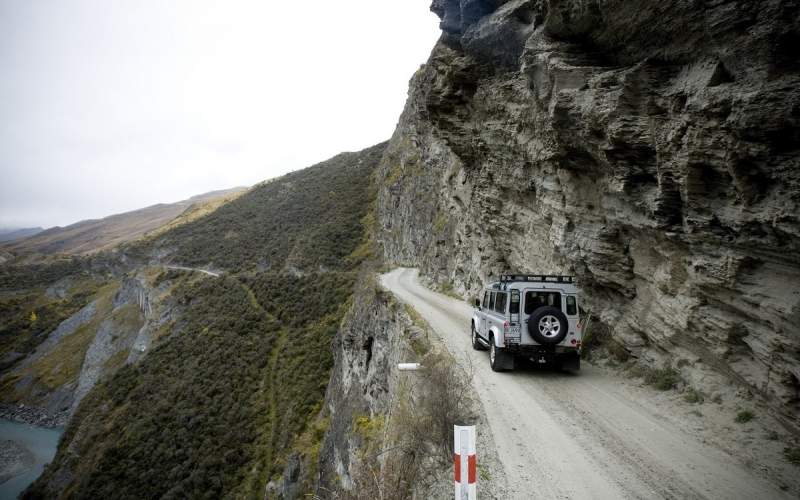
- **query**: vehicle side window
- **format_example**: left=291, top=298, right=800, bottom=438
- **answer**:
left=509, top=290, right=520, bottom=314
left=488, top=292, right=496, bottom=311
left=494, top=292, right=507, bottom=314
left=566, top=296, right=577, bottom=316
left=482, top=291, right=489, bottom=308
left=524, top=291, right=562, bottom=314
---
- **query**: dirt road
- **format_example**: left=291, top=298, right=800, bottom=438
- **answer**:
left=381, top=268, right=790, bottom=500
left=164, top=265, right=221, bottom=277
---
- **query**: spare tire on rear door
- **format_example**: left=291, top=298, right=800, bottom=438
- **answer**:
left=528, top=306, right=568, bottom=344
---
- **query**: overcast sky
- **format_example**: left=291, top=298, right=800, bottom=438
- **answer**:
left=0, top=1, right=441, bottom=229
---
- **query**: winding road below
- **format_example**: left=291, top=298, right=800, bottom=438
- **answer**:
left=381, top=267, right=790, bottom=500
left=164, top=265, right=221, bottom=277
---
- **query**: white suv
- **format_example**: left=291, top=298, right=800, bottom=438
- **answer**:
left=471, top=274, right=582, bottom=372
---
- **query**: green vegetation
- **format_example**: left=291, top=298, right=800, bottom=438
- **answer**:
left=243, top=272, right=355, bottom=329
left=29, top=276, right=279, bottom=499
left=646, top=367, right=681, bottom=391
left=26, top=143, right=387, bottom=499
left=29, top=272, right=352, bottom=499
left=683, top=387, right=705, bottom=404
left=0, top=282, right=122, bottom=404
left=0, top=258, right=90, bottom=291
left=137, top=144, right=386, bottom=273
left=628, top=364, right=682, bottom=391
left=735, top=410, right=755, bottom=423
left=353, top=415, right=385, bottom=443
left=478, top=464, right=491, bottom=482
left=0, top=278, right=103, bottom=371
left=436, top=281, right=461, bottom=300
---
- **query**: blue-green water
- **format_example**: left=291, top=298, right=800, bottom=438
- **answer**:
left=0, top=419, right=62, bottom=500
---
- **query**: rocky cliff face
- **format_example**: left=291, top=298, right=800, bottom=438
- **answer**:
left=317, top=279, right=420, bottom=494
left=377, top=0, right=800, bottom=421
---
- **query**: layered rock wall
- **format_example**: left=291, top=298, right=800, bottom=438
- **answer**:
left=378, top=0, right=800, bottom=420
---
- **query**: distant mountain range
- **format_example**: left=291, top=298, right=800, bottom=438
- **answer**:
left=0, top=227, right=44, bottom=243
left=1, top=188, right=247, bottom=256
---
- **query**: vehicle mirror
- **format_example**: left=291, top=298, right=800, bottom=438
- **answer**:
left=474, top=298, right=481, bottom=308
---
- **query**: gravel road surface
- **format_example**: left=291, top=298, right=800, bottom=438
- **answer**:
left=381, top=267, right=790, bottom=500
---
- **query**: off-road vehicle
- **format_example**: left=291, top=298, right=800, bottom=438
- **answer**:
left=471, top=274, right=582, bottom=372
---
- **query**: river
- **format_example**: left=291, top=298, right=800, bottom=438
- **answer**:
left=0, top=419, right=62, bottom=500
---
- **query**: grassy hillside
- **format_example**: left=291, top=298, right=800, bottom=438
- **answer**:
left=142, top=145, right=386, bottom=272
left=25, top=143, right=386, bottom=498
left=2, top=188, right=245, bottom=256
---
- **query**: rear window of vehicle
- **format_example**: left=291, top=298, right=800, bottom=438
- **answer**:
left=494, top=292, right=507, bottom=314
left=566, top=295, right=577, bottom=316
left=509, top=289, right=520, bottom=314
left=524, top=291, right=561, bottom=314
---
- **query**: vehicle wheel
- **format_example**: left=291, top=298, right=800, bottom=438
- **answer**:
left=489, top=336, right=513, bottom=372
left=471, top=323, right=485, bottom=351
left=528, top=307, right=569, bottom=345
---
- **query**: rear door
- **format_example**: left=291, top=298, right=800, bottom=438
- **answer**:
left=507, top=289, right=521, bottom=343
left=521, top=289, right=564, bottom=345
left=565, top=294, right=580, bottom=340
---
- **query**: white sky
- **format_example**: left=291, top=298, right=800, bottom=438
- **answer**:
left=0, top=0, right=441, bottom=228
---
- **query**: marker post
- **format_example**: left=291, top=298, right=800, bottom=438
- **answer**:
left=454, top=425, right=476, bottom=500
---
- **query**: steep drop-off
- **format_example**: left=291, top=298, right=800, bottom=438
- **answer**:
left=16, top=144, right=386, bottom=498
left=377, top=0, right=800, bottom=422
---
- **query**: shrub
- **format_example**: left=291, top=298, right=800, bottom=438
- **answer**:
left=683, top=388, right=705, bottom=404
left=735, top=410, right=755, bottom=423
left=642, top=366, right=682, bottom=391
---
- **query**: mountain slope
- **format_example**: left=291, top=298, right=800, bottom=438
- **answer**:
left=3, top=188, right=246, bottom=256
left=21, top=143, right=386, bottom=499
left=0, top=228, right=44, bottom=243
left=138, top=147, right=385, bottom=273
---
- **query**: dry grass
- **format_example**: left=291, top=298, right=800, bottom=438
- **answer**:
left=6, top=188, right=245, bottom=255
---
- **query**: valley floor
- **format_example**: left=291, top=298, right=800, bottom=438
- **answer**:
left=381, top=268, right=798, bottom=499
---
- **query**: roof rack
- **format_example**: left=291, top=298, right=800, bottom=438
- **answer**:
left=499, top=274, right=575, bottom=284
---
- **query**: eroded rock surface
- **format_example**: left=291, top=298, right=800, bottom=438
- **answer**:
left=317, top=281, right=414, bottom=493
left=378, top=0, right=800, bottom=422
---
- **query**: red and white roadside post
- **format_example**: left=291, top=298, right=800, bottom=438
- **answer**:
left=454, top=425, right=476, bottom=500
